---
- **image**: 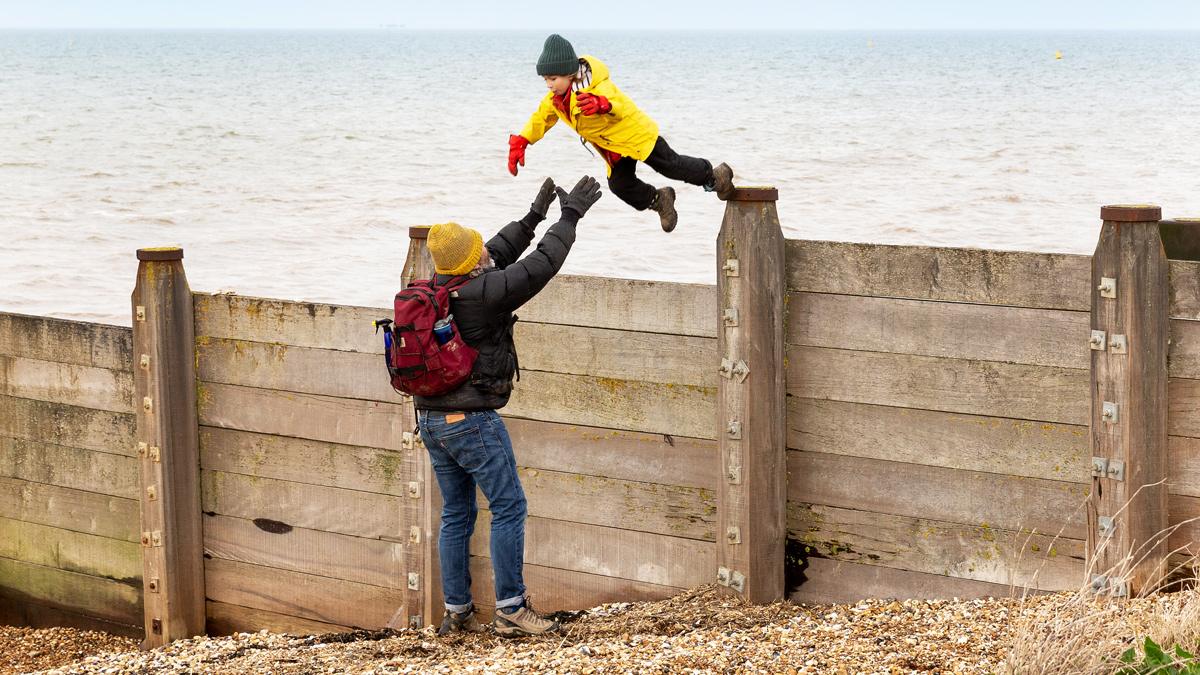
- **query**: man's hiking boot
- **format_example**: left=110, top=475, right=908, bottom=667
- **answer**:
left=651, top=186, right=678, bottom=232
left=437, top=606, right=484, bottom=636
left=493, top=599, right=560, bottom=638
left=708, top=162, right=736, bottom=200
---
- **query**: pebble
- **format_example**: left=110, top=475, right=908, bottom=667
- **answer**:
left=2, top=584, right=1196, bottom=674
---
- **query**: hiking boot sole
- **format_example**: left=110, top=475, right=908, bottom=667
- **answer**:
left=712, top=162, right=735, bottom=201
left=655, top=186, right=678, bottom=232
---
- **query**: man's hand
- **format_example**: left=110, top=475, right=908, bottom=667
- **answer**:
left=529, top=177, right=556, bottom=218
left=555, top=176, right=603, bottom=219
left=508, top=135, right=529, bottom=176
left=576, top=93, right=611, bottom=116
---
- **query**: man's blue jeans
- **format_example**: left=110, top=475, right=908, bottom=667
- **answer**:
left=417, top=409, right=528, bottom=614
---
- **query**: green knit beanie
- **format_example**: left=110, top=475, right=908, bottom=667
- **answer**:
left=536, top=34, right=578, bottom=76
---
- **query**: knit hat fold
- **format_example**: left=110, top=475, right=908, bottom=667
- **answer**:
left=537, top=34, right=578, bottom=76
left=428, top=222, right=483, bottom=276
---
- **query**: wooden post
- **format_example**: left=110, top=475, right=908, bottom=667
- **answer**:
left=1160, top=218, right=1200, bottom=261
left=131, top=247, right=205, bottom=647
left=715, top=187, right=787, bottom=603
left=1088, top=204, right=1170, bottom=596
left=400, top=226, right=442, bottom=629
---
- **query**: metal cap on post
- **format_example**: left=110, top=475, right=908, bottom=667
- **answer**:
left=1088, top=204, right=1169, bottom=596
left=131, top=246, right=205, bottom=647
left=715, top=186, right=786, bottom=603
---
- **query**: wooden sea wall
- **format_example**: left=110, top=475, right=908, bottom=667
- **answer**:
left=192, top=293, right=422, bottom=635
left=190, top=273, right=720, bottom=629
left=0, top=313, right=143, bottom=636
left=783, top=240, right=1200, bottom=603
left=474, top=275, right=720, bottom=618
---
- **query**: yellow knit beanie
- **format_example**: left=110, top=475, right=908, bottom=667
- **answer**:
left=427, top=222, right=483, bottom=276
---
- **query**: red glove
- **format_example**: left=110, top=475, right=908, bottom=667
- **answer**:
left=508, top=134, right=529, bottom=176
left=576, top=93, right=611, bottom=116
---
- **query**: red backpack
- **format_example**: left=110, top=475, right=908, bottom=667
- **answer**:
left=375, top=277, right=478, bottom=397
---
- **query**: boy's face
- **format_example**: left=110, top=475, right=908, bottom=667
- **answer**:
left=543, top=74, right=573, bottom=97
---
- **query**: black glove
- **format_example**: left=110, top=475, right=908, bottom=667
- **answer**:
left=555, top=176, right=603, bottom=219
left=529, top=177, right=556, bottom=219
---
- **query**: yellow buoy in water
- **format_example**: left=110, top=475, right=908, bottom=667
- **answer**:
left=1055, top=50, right=1063, bottom=60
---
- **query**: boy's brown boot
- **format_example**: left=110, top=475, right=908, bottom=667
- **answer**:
left=651, top=186, right=678, bottom=232
left=493, top=598, right=561, bottom=638
left=710, top=162, right=735, bottom=200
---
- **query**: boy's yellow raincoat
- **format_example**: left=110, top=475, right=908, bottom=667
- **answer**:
left=519, top=55, right=659, bottom=175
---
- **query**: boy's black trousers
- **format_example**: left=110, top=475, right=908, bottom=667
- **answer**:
left=607, top=136, right=714, bottom=210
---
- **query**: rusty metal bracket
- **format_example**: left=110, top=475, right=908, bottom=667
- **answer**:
left=723, top=259, right=740, bottom=277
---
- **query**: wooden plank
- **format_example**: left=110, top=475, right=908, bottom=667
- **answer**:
left=1168, top=378, right=1200, bottom=438
left=789, top=398, right=1089, bottom=484
left=790, top=557, right=1020, bottom=605
left=194, top=293, right=385, bottom=354
left=506, top=370, right=716, bottom=440
left=201, top=470, right=413, bottom=541
left=202, top=514, right=405, bottom=589
left=0, top=312, right=131, bottom=370
left=0, top=517, right=141, bottom=583
left=0, top=437, right=139, bottom=499
left=480, top=467, right=715, bottom=541
left=1168, top=494, right=1200, bottom=556
left=787, top=346, right=1089, bottom=425
left=0, top=593, right=140, bottom=637
left=198, top=382, right=409, bottom=452
left=1169, top=435, right=1200, bottom=498
left=206, top=600, right=349, bottom=636
left=199, top=362, right=710, bottom=441
left=785, top=240, right=1091, bottom=311
left=0, top=557, right=141, bottom=625
left=0, top=354, right=133, bottom=413
left=200, top=426, right=417, bottom=497
left=787, top=292, right=1089, bottom=369
left=787, top=451, right=1087, bottom=540
left=514, top=322, right=716, bottom=388
left=204, top=557, right=406, bottom=629
left=196, top=336, right=396, bottom=402
left=1168, top=319, right=1200, bottom=379
left=504, top=417, right=718, bottom=490
left=0, top=476, right=139, bottom=542
left=1169, top=259, right=1200, bottom=319
left=467, top=557, right=683, bottom=616
left=199, top=329, right=713, bottom=399
left=0, top=395, right=135, bottom=456
left=468, top=512, right=712, bottom=588
left=787, top=503, right=1084, bottom=592
left=518, top=275, right=716, bottom=338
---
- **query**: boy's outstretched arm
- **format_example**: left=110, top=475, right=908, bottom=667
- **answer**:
left=509, top=97, right=558, bottom=176
left=486, top=178, right=556, bottom=270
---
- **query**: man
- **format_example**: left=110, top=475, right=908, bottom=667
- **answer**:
left=414, top=175, right=603, bottom=637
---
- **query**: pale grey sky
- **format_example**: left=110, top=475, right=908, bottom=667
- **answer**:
left=2, top=0, right=1199, bottom=30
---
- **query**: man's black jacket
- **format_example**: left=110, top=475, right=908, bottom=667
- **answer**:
left=413, top=208, right=578, bottom=412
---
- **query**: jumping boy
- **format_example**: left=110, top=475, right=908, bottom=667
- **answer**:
left=507, top=34, right=735, bottom=232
